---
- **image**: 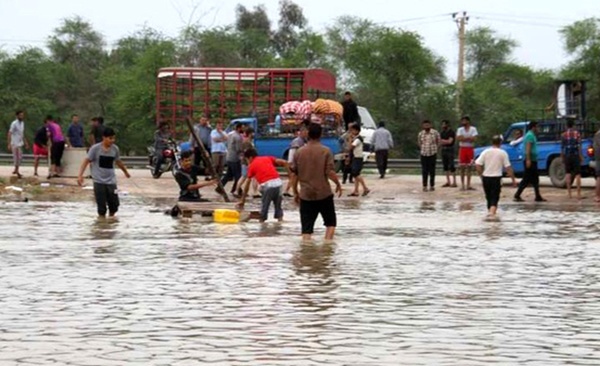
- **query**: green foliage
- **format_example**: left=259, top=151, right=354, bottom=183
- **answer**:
left=465, top=27, right=517, bottom=79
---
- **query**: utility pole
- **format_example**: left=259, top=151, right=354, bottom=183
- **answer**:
left=453, top=11, right=468, bottom=117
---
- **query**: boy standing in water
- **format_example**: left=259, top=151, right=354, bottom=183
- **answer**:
left=78, top=127, right=131, bottom=217
left=475, top=135, right=517, bottom=219
left=237, top=148, right=289, bottom=222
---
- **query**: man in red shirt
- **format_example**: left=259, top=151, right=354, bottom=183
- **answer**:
left=237, top=148, right=290, bottom=222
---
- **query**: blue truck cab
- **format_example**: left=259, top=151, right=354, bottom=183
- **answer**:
left=475, top=120, right=596, bottom=188
left=226, top=117, right=341, bottom=160
left=227, top=106, right=378, bottom=162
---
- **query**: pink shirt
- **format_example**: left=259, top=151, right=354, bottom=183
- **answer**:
left=47, top=121, right=65, bottom=143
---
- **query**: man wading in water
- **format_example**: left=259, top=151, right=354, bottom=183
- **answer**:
left=475, top=135, right=517, bottom=220
left=78, top=127, right=131, bottom=218
left=290, top=123, right=343, bottom=241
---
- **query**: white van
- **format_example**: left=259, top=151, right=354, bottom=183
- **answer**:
left=358, top=106, right=377, bottom=161
left=358, top=106, right=376, bottom=151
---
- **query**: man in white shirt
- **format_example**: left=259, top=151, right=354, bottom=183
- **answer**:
left=456, top=116, right=478, bottom=191
left=475, top=135, right=517, bottom=219
left=7, top=110, right=29, bottom=178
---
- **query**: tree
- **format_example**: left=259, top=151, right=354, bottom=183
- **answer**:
left=235, top=4, right=273, bottom=66
left=465, top=27, right=517, bottom=79
left=47, top=16, right=108, bottom=116
left=0, top=48, right=59, bottom=142
left=273, top=0, right=307, bottom=58
left=101, top=29, right=177, bottom=153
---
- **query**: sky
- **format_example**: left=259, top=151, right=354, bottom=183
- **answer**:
left=1, top=0, right=598, bottom=80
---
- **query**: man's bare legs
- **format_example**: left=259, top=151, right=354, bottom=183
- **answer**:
left=325, top=226, right=336, bottom=241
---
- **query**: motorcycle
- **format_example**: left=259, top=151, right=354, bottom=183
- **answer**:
left=147, top=139, right=180, bottom=179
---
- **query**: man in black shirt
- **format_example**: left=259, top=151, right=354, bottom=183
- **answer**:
left=440, top=119, right=457, bottom=187
left=174, top=150, right=218, bottom=202
left=89, top=117, right=105, bottom=146
left=341, top=91, right=360, bottom=131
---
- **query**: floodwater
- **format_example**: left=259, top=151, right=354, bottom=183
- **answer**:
left=1, top=195, right=600, bottom=365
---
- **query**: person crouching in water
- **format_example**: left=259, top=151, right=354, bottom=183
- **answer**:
left=77, top=127, right=130, bottom=218
left=237, top=148, right=289, bottom=222
left=169, top=150, right=219, bottom=217
left=475, top=135, right=517, bottom=219
left=175, top=150, right=219, bottom=202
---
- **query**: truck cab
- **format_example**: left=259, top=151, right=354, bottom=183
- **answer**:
left=475, top=120, right=597, bottom=188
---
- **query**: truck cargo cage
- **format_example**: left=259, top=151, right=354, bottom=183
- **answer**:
left=156, top=68, right=337, bottom=138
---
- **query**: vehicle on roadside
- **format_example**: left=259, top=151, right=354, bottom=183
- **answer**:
left=155, top=67, right=376, bottom=165
left=227, top=105, right=376, bottom=161
left=475, top=120, right=596, bottom=188
left=474, top=80, right=597, bottom=188
left=147, top=139, right=180, bottom=179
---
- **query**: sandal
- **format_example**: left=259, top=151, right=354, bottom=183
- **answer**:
left=362, top=189, right=371, bottom=197
left=348, top=192, right=359, bottom=197
left=441, top=183, right=451, bottom=187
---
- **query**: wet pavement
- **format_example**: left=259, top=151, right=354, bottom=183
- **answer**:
left=1, top=196, right=600, bottom=365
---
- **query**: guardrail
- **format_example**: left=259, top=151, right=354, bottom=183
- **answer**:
left=0, top=153, right=428, bottom=170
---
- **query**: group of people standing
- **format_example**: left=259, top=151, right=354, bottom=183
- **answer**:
left=417, top=117, right=554, bottom=219
left=7, top=110, right=105, bottom=179
left=417, top=116, right=479, bottom=192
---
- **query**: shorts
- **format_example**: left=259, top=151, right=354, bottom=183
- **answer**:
left=241, top=164, right=248, bottom=178
left=350, top=158, right=363, bottom=178
left=93, top=182, right=120, bottom=216
left=33, top=143, right=48, bottom=157
left=11, top=146, right=23, bottom=165
left=300, top=195, right=337, bottom=234
left=459, top=147, right=474, bottom=166
left=442, top=148, right=455, bottom=172
left=564, top=155, right=581, bottom=175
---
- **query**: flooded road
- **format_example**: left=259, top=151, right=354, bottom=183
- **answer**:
left=1, top=196, right=600, bottom=365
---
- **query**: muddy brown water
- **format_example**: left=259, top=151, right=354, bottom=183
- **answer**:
left=1, top=196, right=599, bottom=365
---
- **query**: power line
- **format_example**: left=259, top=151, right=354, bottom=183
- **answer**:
left=379, top=13, right=453, bottom=25
left=470, top=11, right=579, bottom=23
left=472, top=16, right=566, bottom=29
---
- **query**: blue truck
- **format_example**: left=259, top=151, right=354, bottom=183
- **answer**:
left=227, top=106, right=378, bottom=161
left=475, top=120, right=597, bottom=188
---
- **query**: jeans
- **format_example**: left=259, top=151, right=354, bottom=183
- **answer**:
left=260, top=185, right=283, bottom=221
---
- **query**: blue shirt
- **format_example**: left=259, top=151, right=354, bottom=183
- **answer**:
left=67, top=123, right=84, bottom=147
left=211, top=129, right=227, bottom=153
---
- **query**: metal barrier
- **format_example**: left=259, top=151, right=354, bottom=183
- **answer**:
left=0, top=153, right=428, bottom=170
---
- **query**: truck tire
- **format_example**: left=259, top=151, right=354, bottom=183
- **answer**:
left=548, top=157, right=566, bottom=188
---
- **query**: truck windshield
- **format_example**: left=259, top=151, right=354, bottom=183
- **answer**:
left=358, top=107, right=376, bottom=129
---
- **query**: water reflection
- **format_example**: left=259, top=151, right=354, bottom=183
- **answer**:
left=419, top=201, right=436, bottom=212
left=90, top=217, right=119, bottom=241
